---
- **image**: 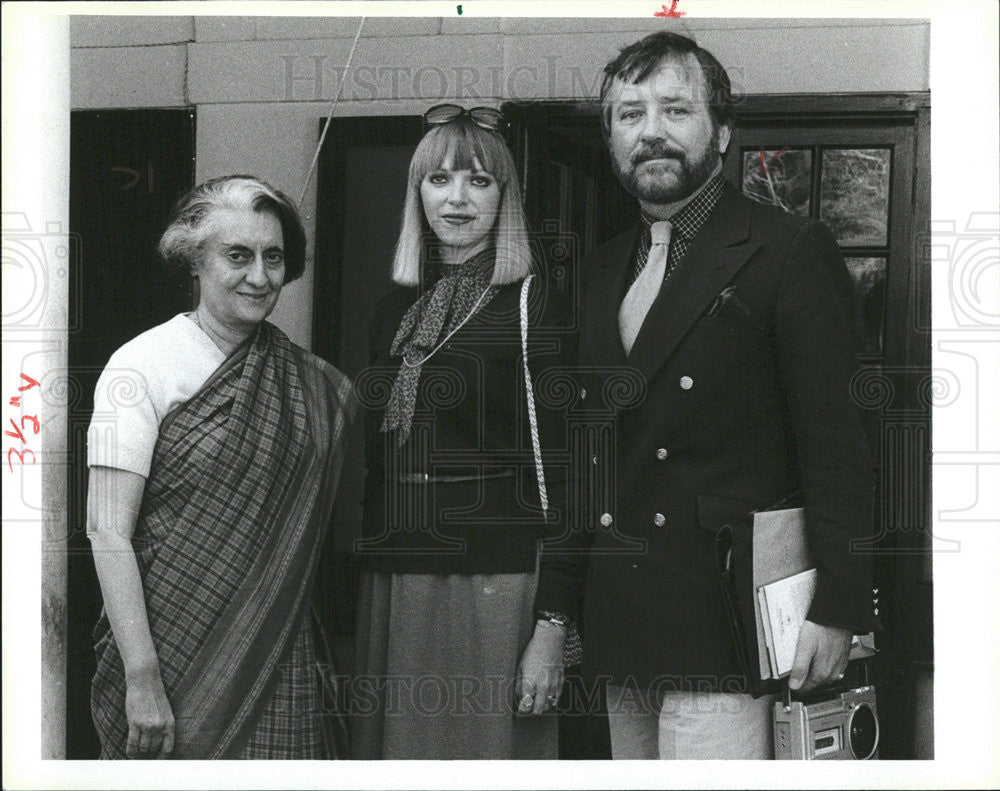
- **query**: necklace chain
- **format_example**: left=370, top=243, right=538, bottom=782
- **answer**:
left=401, top=284, right=493, bottom=368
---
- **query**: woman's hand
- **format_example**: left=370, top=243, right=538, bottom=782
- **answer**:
left=124, top=669, right=175, bottom=758
left=515, top=621, right=566, bottom=716
left=88, top=467, right=175, bottom=757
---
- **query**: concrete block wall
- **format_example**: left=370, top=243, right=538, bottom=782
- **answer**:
left=71, top=15, right=930, bottom=347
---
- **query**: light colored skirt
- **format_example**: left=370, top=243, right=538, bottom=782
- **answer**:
left=352, top=569, right=558, bottom=759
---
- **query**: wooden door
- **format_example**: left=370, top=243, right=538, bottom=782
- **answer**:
left=728, top=96, right=932, bottom=759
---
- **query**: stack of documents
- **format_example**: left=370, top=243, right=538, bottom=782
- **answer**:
left=753, top=508, right=876, bottom=680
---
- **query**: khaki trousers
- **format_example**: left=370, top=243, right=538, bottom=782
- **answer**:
left=606, top=685, right=779, bottom=759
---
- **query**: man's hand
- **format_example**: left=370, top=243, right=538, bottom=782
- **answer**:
left=788, top=620, right=852, bottom=694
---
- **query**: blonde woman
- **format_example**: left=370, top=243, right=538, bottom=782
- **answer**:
left=353, top=106, right=579, bottom=759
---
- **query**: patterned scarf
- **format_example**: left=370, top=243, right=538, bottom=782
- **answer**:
left=382, top=247, right=499, bottom=445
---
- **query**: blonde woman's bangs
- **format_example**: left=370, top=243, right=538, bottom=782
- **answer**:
left=409, top=122, right=514, bottom=187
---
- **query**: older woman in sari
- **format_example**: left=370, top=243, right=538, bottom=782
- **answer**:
left=87, top=175, right=354, bottom=759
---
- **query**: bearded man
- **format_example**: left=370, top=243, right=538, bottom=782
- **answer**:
left=532, top=31, right=879, bottom=759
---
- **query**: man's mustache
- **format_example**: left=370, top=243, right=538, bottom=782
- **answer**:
left=632, top=145, right=686, bottom=166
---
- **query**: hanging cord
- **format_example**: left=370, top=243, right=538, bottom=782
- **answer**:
left=520, top=275, right=548, bottom=519
left=297, top=16, right=367, bottom=208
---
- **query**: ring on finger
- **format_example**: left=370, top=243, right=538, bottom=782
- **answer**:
left=519, top=693, right=534, bottom=708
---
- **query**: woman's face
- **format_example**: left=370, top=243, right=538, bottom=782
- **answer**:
left=420, top=153, right=501, bottom=263
left=195, top=208, right=285, bottom=334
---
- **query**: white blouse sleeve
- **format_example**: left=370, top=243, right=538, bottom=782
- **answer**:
left=86, top=352, right=158, bottom=478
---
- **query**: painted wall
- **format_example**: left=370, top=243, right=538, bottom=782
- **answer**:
left=70, top=15, right=930, bottom=348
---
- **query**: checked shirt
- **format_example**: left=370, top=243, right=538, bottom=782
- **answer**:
left=630, top=172, right=726, bottom=286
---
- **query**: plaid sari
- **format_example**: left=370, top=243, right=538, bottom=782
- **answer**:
left=91, top=322, right=354, bottom=759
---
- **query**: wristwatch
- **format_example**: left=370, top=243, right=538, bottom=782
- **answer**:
left=536, top=610, right=570, bottom=628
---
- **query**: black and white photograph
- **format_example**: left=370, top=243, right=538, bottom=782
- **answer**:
left=2, top=1, right=998, bottom=788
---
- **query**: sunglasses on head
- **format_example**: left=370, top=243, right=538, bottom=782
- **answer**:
left=423, top=104, right=506, bottom=133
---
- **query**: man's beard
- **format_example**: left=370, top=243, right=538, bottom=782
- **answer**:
left=613, top=126, right=720, bottom=205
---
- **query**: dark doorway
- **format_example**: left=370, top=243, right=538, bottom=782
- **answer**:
left=506, top=103, right=636, bottom=261
left=66, top=109, right=195, bottom=758
left=313, top=116, right=423, bottom=378
left=311, top=115, right=424, bottom=684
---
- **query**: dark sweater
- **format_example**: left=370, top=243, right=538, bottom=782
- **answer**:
left=357, top=275, right=577, bottom=576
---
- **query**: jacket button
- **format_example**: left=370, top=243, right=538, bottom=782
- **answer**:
left=592, top=455, right=599, bottom=465
left=656, top=448, right=668, bottom=460
left=680, top=376, right=694, bottom=390
left=600, top=513, right=613, bottom=527
left=580, top=387, right=587, bottom=400
left=653, top=513, right=666, bottom=527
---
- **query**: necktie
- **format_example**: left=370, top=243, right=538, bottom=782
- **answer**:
left=619, top=220, right=671, bottom=355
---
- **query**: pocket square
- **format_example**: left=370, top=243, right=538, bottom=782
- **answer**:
left=706, top=286, right=752, bottom=318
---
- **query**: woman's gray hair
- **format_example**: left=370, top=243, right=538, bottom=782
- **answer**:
left=391, top=118, right=533, bottom=287
left=158, top=175, right=307, bottom=283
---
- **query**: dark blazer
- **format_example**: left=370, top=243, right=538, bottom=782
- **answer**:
left=535, top=182, right=879, bottom=691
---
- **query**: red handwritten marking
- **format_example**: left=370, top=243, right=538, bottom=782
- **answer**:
left=21, top=415, right=40, bottom=435
left=8, top=447, right=36, bottom=472
left=7, top=373, right=40, bottom=472
left=654, top=1, right=686, bottom=17
left=18, top=373, right=40, bottom=392
left=757, top=148, right=787, bottom=176
left=5, top=418, right=26, bottom=443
